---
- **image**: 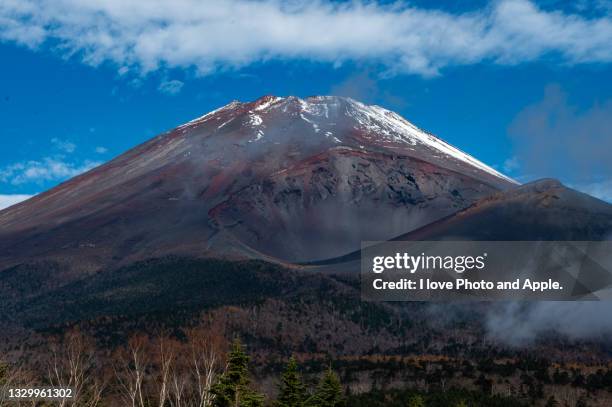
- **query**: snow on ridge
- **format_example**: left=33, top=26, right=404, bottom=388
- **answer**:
left=217, top=117, right=234, bottom=129
left=248, top=114, right=263, bottom=126
left=254, top=95, right=516, bottom=184
left=253, top=96, right=283, bottom=111
left=178, top=100, right=241, bottom=129
left=345, top=100, right=518, bottom=185
left=176, top=95, right=516, bottom=184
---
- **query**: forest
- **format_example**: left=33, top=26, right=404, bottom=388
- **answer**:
left=0, top=326, right=605, bottom=407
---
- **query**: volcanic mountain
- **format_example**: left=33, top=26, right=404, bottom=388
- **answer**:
left=395, top=178, right=612, bottom=241
left=0, top=95, right=515, bottom=273
left=307, top=179, right=612, bottom=272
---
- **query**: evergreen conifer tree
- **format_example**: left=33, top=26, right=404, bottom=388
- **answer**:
left=307, top=367, right=345, bottom=407
left=212, top=339, right=264, bottom=407
left=276, top=357, right=307, bottom=407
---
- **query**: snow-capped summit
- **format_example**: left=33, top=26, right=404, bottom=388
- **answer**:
left=178, top=95, right=515, bottom=186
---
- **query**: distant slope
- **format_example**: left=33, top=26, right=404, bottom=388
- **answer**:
left=397, top=179, right=612, bottom=241
left=308, top=179, right=612, bottom=271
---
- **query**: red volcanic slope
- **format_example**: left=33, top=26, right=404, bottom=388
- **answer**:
left=394, top=179, right=612, bottom=241
left=0, top=95, right=516, bottom=269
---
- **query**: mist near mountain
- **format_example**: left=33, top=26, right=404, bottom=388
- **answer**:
left=509, top=84, right=612, bottom=202
left=486, top=301, right=612, bottom=345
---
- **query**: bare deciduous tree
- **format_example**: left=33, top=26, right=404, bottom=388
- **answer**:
left=185, top=327, right=224, bottom=407
left=156, top=334, right=175, bottom=407
left=114, top=335, right=149, bottom=407
left=0, top=360, right=34, bottom=407
left=47, top=330, right=102, bottom=407
left=169, top=366, right=188, bottom=407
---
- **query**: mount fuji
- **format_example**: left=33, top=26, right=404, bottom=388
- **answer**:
left=2, top=95, right=612, bottom=332
left=0, top=95, right=516, bottom=271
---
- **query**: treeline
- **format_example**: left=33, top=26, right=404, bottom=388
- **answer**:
left=0, top=329, right=345, bottom=407
left=0, top=328, right=606, bottom=407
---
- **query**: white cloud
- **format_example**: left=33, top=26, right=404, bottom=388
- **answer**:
left=51, top=137, right=76, bottom=153
left=158, top=79, right=184, bottom=95
left=0, top=194, right=34, bottom=210
left=0, top=158, right=101, bottom=185
left=572, top=179, right=612, bottom=203
left=95, top=146, right=108, bottom=154
left=503, top=156, right=520, bottom=173
left=509, top=84, right=612, bottom=181
left=0, top=0, right=610, bottom=77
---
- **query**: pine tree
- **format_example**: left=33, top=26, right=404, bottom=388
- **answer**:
left=211, top=339, right=264, bottom=407
left=307, top=367, right=345, bottom=407
left=276, top=357, right=307, bottom=407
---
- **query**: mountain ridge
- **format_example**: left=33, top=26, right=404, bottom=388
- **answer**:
left=0, top=95, right=515, bottom=267
left=305, top=178, right=612, bottom=271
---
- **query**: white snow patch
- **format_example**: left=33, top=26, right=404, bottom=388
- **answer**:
left=217, top=117, right=234, bottom=129
left=249, top=130, right=265, bottom=143
left=248, top=114, right=263, bottom=126
left=300, top=113, right=320, bottom=132
left=253, top=96, right=283, bottom=111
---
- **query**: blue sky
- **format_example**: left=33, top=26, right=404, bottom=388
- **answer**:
left=1, top=0, right=612, bottom=208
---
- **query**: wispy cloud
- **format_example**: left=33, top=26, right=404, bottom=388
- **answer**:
left=0, top=194, right=34, bottom=210
left=0, top=158, right=101, bottom=185
left=502, top=156, right=520, bottom=174
left=51, top=137, right=76, bottom=153
left=487, top=302, right=612, bottom=345
left=509, top=84, right=612, bottom=184
left=0, top=0, right=611, bottom=77
left=95, top=146, right=108, bottom=154
left=158, top=79, right=184, bottom=95
left=570, top=179, right=612, bottom=203
left=329, top=70, right=408, bottom=110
